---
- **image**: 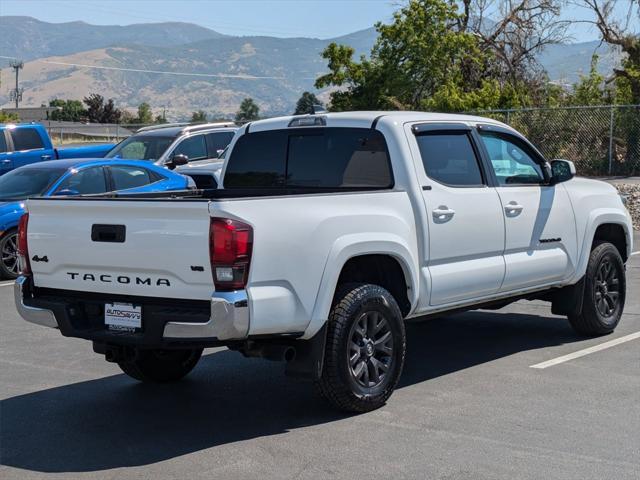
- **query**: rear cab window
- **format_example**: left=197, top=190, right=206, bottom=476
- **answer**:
left=224, top=128, right=393, bottom=190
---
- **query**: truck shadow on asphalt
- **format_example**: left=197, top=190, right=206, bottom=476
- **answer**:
left=1, top=309, right=583, bottom=473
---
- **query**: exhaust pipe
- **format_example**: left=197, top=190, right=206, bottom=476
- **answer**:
left=241, top=344, right=296, bottom=362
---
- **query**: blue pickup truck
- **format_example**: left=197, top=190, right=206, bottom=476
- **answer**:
left=0, top=123, right=113, bottom=175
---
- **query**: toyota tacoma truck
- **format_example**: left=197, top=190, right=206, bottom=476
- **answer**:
left=14, top=112, right=633, bottom=412
left=0, top=123, right=113, bottom=175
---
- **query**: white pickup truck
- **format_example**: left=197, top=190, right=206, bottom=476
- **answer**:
left=14, top=111, right=633, bottom=412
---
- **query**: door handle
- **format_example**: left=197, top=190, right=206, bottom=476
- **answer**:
left=433, top=206, right=455, bottom=221
left=41, top=154, right=52, bottom=160
left=505, top=202, right=524, bottom=215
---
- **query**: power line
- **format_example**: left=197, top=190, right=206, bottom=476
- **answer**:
left=0, top=56, right=319, bottom=80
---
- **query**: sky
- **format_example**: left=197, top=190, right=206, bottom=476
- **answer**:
left=0, top=0, right=637, bottom=41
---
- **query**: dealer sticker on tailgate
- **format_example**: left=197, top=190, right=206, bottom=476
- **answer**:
left=105, top=303, right=142, bottom=332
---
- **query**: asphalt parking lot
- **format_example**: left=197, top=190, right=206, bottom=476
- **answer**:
left=1, top=235, right=639, bottom=480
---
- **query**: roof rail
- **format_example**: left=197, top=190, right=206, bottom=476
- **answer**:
left=181, top=122, right=237, bottom=133
left=136, top=122, right=191, bottom=132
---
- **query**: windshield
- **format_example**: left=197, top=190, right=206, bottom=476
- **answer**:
left=106, top=135, right=175, bottom=161
left=0, top=168, right=65, bottom=200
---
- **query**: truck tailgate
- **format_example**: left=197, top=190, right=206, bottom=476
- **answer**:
left=26, top=199, right=213, bottom=300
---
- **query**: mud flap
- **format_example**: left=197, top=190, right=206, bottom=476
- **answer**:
left=550, top=277, right=586, bottom=316
left=285, top=323, right=328, bottom=381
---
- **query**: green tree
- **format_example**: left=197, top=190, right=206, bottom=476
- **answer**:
left=569, top=55, right=609, bottom=106
left=316, top=0, right=485, bottom=111
left=294, top=91, right=323, bottom=115
left=83, top=94, right=122, bottom=123
left=48, top=99, right=87, bottom=121
left=0, top=110, right=19, bottom=122
left=136, top=102, right=153, bottom=124
left=235, top=98, right=260, bottom=122
left=191, top=110, right=208, bottom=123
left=315, top=0, right=573, bottom=112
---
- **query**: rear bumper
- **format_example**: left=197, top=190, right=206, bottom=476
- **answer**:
left=14, top=275, right=250, bottom=347
left=15, top=276, right=58, bottom=329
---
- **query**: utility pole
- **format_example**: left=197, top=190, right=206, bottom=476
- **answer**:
left=9, top=60, right=24, bottom=109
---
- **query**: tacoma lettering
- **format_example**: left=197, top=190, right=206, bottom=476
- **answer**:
left=65, top=272, right=170, bottom=286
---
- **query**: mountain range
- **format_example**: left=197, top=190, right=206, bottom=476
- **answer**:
left=0, top=16, right=622, bottom=119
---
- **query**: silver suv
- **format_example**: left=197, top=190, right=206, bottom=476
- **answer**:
left=105, top=123, right=238, bottom=169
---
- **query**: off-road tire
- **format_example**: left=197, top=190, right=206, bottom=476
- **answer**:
left=316, top=283, right=406, bottom=412
left=569, top=241, right=626, bottom=336
left=118, top=348, right=203, bottom=383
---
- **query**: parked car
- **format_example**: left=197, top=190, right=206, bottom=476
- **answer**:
left=105, top=122, right=237, bottom=169
left=0, top=123, right=113, bottom=175
left=176, top=158, right=224, bottom=189
left=14, top=111, right=633, bottom=412
left=0, top=158, right=192, bottom=279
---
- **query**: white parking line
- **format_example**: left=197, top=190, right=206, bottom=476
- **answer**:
left=0, top=281, right=14, bottom=287
left=531, top=331, right=640, bottom=369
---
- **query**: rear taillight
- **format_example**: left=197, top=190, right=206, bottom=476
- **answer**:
left=210, top=217, right=253, bottom=291
left=17, top=213, right=31, bottom=275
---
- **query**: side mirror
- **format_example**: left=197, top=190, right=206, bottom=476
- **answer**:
left=167, top=154, right=189, bottom=170
left=550, top=159, right=576, bottom=185
left=53, top=188, right=81, bottom=196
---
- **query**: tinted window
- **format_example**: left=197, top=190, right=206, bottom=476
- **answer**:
left=110, top=166, right=153, bottom=190
left=173, top=135, right=207, bottom=161
left=106, top=135, right=174, bottom=161
left=10, top=128, right=44, bottom=151
left=225, top=130, right=287, bottom=187
left=287, top=129, right=391, bottom=187
left=206, top=132, right=235, bottom=156
left=0, top=168, right=65, bottom=200
left=480, top=132, right=544, bottom=185
left=416, top=132, right=483, bottom=186
left=57, top=167, right=107, bottom=195
left=225, top=128, right=392, bottom=189
left=0, top=133, right=7, bottom=153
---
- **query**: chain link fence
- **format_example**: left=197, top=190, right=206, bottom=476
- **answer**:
left=40, top=106, right=640, bottom=176
left=466, top=105, right=640, bottom=176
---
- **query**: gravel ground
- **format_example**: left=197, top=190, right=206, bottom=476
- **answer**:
left=613, top=183, right=640, bottom=230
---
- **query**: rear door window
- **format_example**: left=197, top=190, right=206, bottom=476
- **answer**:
left=206, top=132, right=235, bottom=157
left=415, top=132, right=484, bottom=187
left=110, top=165, right=154, bottom=190
left=225, top=128, right=392, bottom=189
left=10, top=128, right=45, bottom=151
left=173, top=135, right=207, bottom=162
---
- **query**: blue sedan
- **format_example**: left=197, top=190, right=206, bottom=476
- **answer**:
left=0, top=158, right=193, bottom=279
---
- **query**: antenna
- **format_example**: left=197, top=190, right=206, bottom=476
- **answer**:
left=9, top=60, right=24, bottom=109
